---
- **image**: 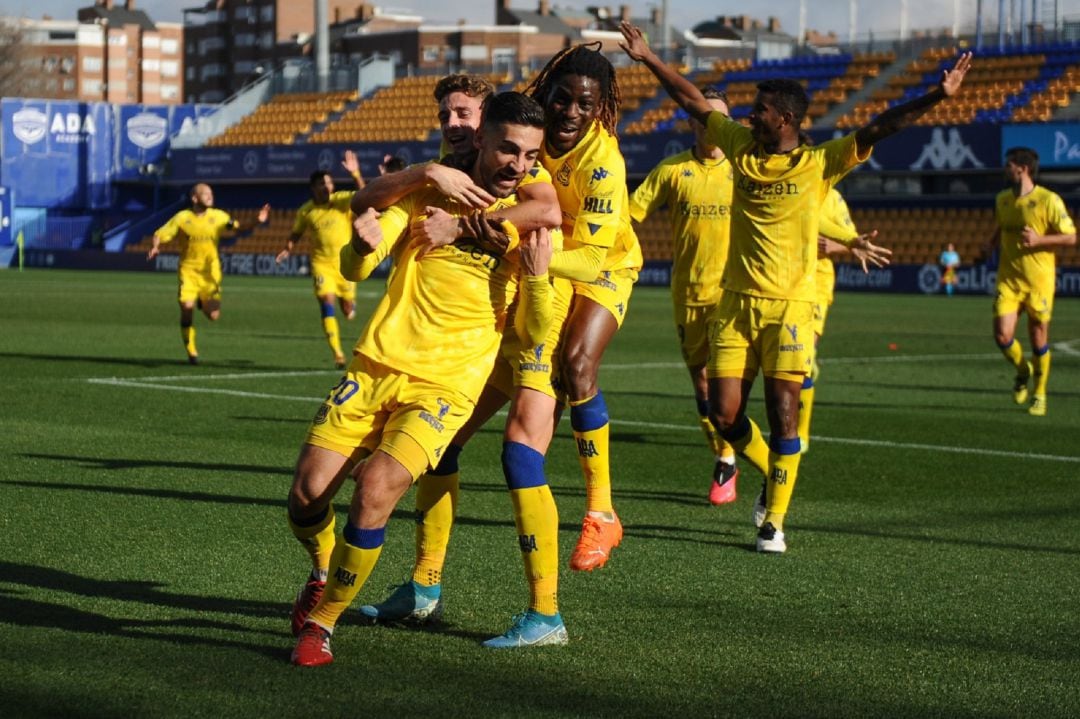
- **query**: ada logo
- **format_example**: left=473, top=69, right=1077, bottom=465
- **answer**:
left=12, top=108, right=48, bottom=145
left=126, top=112, right=167, bottom=149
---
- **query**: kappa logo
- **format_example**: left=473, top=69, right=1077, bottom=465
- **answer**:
left=910, top=128, right=985, bottom=170
left=590, top=167, right=610, bottom=183
left=681, top=169, right=694, bottom=177
left=615, top=302, right=624, bottom=316
left=12, top=108, right=48, bottom=145
left=126, top=112, right=167, bottom=149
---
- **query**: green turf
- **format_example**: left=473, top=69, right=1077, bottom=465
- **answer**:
left=1, top=269, right=1078, bottom=718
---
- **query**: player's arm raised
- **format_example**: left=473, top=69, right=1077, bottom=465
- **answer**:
left=618, top=21, right=714, bottom=125
left=854, top=52, right=972, bottom=152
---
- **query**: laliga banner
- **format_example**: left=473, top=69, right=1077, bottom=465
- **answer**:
left=115, top=103, right=217, bottom=181
left=1, top=98, right=114, bottom=209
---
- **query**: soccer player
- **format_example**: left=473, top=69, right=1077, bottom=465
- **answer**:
left=989, top=146, right=1076, bottom=417
left=939, top=242, right=961, bottom=296
left=147, top=183, right=269, bottom=364
left=629, top=88, right=741, bottom=505
left=798, top=186, right=889, bottom=452
left=276, top=151, right=367, bottom=368
left=287, top=92, right=556, bottom=667
left=620, top=20, right=970, bottom=553
left=526, top=43, right=643, bottom=571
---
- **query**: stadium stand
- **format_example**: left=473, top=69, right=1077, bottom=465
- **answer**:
left=208, top=91, right=357, bottom=146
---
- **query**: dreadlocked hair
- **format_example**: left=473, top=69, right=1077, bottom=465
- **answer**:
left=525, top=42, right=621, bottom=139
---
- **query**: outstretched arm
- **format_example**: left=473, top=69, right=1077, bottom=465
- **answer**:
left=854, top=52, right=972, bottom=152
left=618, top=21, right=714, bottom=125
left=342, top=149, right=364, bottom=189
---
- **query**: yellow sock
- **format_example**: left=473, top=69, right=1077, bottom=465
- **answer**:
left=1000, top=338, right=1025, bottom=370
left=1033, top=348, right=1051, bottom=396
left=725, top=416, right=769, bottom=476
left=287, top=507, right=336, bottom=581
left=322, top=316, right=343, bottom=357
left=181, top=325, right=197, bottom=356
left=763, top=444, right=803, bottom=532
left=569, top=393, right=612, bottom=514
left=308, top=524, right=384, bottom=630
left=797, top=380, right=815, bottom=450
left=510, top=484, right=560, bottom=615
left=412, top=472, right=458, bottom=588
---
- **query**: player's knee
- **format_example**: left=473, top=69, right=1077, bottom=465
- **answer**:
left=561, top=349, right=598, bottom=396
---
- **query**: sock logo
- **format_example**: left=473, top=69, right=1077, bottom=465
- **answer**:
left=334, top=567, right=357, bottom=587
left=771, top=468, right=788, bottom=485
left=576, top=438, right=599, bottom=458
left=518, top=534, right=538, bottom=553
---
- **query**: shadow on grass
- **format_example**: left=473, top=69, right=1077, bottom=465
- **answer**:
left=0, top=350, right=311, bottom=373
left=21, top=452, right=292, bottom=476
left=0, top=562, right=290, bottom=658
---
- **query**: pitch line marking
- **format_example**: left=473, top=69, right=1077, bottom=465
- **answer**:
left=83, top=376, right=1080, bottom=465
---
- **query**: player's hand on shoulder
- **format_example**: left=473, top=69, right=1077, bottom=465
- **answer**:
left=412, top=206, right=460, bottom=258
left=463, top=212, right=512, bottom=256
left=519, top=227, right=553, bottom=277
left=351, top=207, right=382, bottom=255
left=427, top=164, right=496, bottom=209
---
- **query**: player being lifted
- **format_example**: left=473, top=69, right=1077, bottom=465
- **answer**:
left=620, top=20, right=969, bottom=553
left=526, top=43, right=643, bottom=571
left=147, top=183, right=269, bottom=364
left=277, top=150, right=367, bottom=368
left=286, top=92, right=555, bottom=666
left=629, top=88, right=742, bottom=505
left=988, top=146, right=1076, bottom=416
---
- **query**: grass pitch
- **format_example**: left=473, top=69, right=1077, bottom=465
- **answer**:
left=1, top=269, right=1078, bottom=718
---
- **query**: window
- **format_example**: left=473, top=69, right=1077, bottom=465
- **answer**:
left=161, top=38, right=178, bottom=54
left=235, top=34, right=256, bottom=47
left=108, top=33, right=127, bottom=46
left=260, top=32, right=274, bottom=48
left=422, top=45, right=439, bottom=62
left=259, top=5, right=274, bottom=21
left=43, top=56, right=59, bottom=72
left=143, top=58, right=160, bottom=72
left=62, top=78, right=75, bottom=91
left=82, top=78, right=102, bottom=94
left=161, top=60, right=179, bottom=77
left=461, top=45, right=488, bottom=61
left=234, top=60, right=255, bottom=74
left=200, top=64, right=225, bottom=80
left=186, top=67, right=195, bottom=80
left=60, top=56, right=75, bottom=73
left=143, top=35, right=160, bottom=49
left=234, top=6, right=254, bottom=20
left=160, top=84, right=179, bottom=100
left=199, top=37, right=225, bottom=53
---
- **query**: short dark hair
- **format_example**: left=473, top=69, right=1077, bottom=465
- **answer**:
left=434, top=74, right=495, bottom=103
left=703, top=87, right=728, bottom=105
left=481, top=91, right=546, bottom=131
left=383, top=155, right=406, bottom=173
left=1005, top=146, right=1039, bottom=176
left=756, top=78, right=809, bottom=123
left=308, top=170, right=330, bottom=186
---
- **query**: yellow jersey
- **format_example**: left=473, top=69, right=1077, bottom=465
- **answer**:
left=340, top=184, right=547, bottom=403
left=704, top=114, right=869, bottom=302
left=541, top=121, right=642, bottom=273
left=630, top=149, right=732, bottom=306
left=154, top=208, right=235, bottom=272
left=291, top=191, right=355, bottom=264
left=816, top=187, right=857, bottom=304
left=995, top=185, right=1076, bottom=285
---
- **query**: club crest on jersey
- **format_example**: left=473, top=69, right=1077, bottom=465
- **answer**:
left=556, top=161, right=572, bottom=186
left=779, top=324, right=804, bottom=353
left=419, top=400, right=450, bottom=432
left=785, top=324, right=798, bottom=342
left=520, top=343, right=551, bottom=374
left=313, top=403, right=331, bottom=425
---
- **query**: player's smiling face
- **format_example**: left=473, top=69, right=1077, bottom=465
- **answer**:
left=438, top=91, right=484, bottom=157
left=474, top=121, right=543, bottom=199
left=544, top=74, right=600, bottom=155
left=748, top=92, right=785, bottom=148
